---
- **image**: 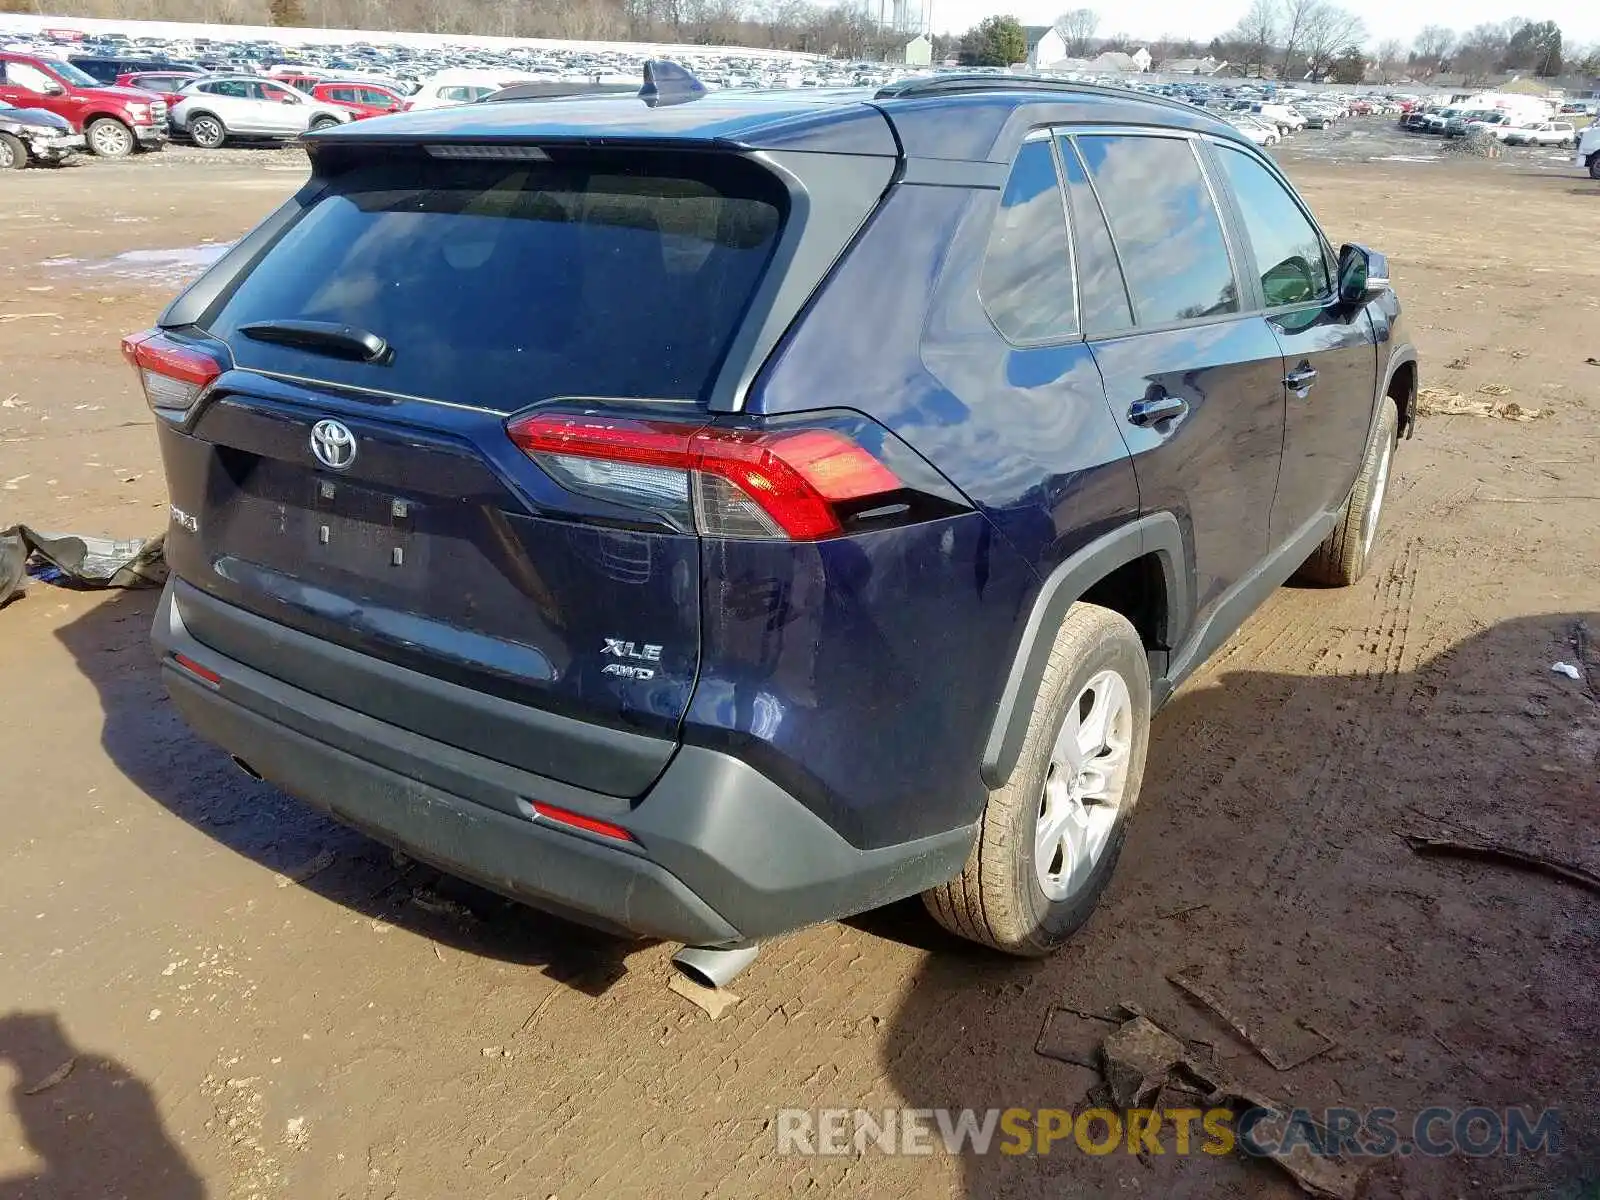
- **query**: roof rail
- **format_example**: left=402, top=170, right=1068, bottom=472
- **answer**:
left=873, top=73, right=1214, bottom=119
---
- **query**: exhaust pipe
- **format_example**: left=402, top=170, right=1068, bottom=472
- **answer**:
left=230, top=755, right=263, bottom=781
left=671, top=943, right=759, bottom=989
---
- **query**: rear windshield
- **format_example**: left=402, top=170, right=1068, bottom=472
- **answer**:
left=210, top=151, right=786, bottom=409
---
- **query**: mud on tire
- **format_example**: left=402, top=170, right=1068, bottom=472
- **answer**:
left=923, top=603, right=1151, bottom=956
left=1296, top=400, right=1399, bottom=587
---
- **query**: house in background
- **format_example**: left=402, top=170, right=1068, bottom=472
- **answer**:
left=1091, top=48, right=1152, bottom=72
left=1023, top=26, right=1066, bottom=70
left=1161, top=56, right=1226, bottom=75
left=902, top=33, right=932, bottom=66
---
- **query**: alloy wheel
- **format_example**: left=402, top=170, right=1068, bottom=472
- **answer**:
left=1035, top=669, right=1134, bottom=902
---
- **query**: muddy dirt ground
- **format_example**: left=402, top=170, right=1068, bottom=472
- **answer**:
left=1, top=125, right=1597, bottom=1199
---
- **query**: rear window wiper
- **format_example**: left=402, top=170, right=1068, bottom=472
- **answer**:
left=238, top=320, right=391, bottom=364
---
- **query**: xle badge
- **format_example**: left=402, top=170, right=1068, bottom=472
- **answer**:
left=601, top=639, right=663, bottom=680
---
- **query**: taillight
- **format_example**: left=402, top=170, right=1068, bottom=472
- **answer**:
left=506, top=412, right=907, bottom=541
left=121, top=328, right=224, bottom=423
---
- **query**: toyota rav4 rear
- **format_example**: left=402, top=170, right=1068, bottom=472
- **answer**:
left=140, top=96, right=996, bottom=958
left=141, top=77, right=1414, bottom=970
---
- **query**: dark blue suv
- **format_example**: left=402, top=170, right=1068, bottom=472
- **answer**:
left=133, top=74, right=1418, bottom=978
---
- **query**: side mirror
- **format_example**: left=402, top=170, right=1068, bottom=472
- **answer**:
left=1338, top=243, right=1390, bottom=305
left=43, top=81, right=66, bottom=96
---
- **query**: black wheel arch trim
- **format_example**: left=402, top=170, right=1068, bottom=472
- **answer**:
left=1381, top=344, right=1419, bottom=438
left=980, top=512, right=1190, bottom=790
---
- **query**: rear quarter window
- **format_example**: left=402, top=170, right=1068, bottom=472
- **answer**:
left=978, top=137, right=1077, bottom=344
left=209, top=151, right=787, bottom=411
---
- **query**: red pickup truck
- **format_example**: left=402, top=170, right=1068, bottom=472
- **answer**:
left=0, top=52, right=169, bottom=157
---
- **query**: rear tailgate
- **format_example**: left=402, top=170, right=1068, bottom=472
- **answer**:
left=154, top=146, right=789, bottom=796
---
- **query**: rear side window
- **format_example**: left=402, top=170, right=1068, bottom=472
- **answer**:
left=1056, top=137, right=1133, bottom=337
left=979, top=137, right=1076, bottom=343
left=1214, top=145, right=1332, bottom=307
left=1075, top=134, right=1239, bottom=326
left=211, top=153, right=786, bottom=410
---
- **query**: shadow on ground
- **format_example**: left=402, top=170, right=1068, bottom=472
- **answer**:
left=54, top=586, right=640, bottom=999
left=866, top=612, right=1600, bottom=1199
left=0, top=1012, right=204, bottom=1199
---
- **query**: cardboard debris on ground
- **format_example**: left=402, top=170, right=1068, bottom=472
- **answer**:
left=667, top=974, right=741, bottom=1020
left=1167, top=968, right=1338, bottom=1071
left=1417, top=386, right=1542, bottom=422
left=1101, top=1015, right=1186, bottom=1107
left=1094, top=1012, right=1363, bottom=1200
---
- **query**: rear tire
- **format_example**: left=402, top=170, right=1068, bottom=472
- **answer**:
left=188, top=115, right=226, bottom=150
left=0, top=131, right=25, bottom=171
left=923, top=604, right=1151, bottom=956
left=1589, top=155, right=1600, bottom=181
left=309, top=116, right=339, bottom=131
left=1296, top=401, right=1399, bottom=587
left=86, top=117, right=135, bottom=159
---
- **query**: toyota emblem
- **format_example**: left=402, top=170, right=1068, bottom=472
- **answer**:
left=310, top=419, right=357, bottom=471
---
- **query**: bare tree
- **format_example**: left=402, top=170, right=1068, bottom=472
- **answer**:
left=1225, top=0, right=1278, bottom=76
left=1452, top=20, right=1512, bottom=84
left=1410, top=24, right=1455, bottom=79
left=1375, top=37, right=1404, bottom=82
left=1298, top=3, right=1363, bottom=80
left=1052, top=7, right=1098, bottom=56
left=1277, top=0, right=1316, bottom=78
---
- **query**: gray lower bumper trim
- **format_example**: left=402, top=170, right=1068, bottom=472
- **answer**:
left=153, top=581, right=976, bottom=942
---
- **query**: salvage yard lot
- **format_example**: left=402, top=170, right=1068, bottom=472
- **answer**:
left=1, top=135, right=1597, bottom=1198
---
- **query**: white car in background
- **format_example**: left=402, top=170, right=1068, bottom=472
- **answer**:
left=1225, top=114, right=1281, bottom=146
left=170, top=75, right=351, bottom=148
left=1576, top=124, right=1600, bottom=178
left=1254, top=102, right=1306, bottom=134
left=404, top=69, right=538, bottom=110
left=1501, top=120, right=1578, bottom=148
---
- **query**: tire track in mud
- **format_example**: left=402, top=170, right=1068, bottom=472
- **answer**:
left=1248, top=537, right=1462, bottom=905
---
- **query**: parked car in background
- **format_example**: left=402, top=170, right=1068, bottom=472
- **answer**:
left=308, top=80, right=406, bottom=120
left=1444, top=110, right=1506, bottom=137
left=135, top=74, right=1417, bottom=971
left=1501, top=120, right=1577, bottom=148
left=265, top=71, right=327, bottom=94
left=1298, top=106, right=1337, bottom=129
left=404, top=69, right=536, bottom=109
left=115, top=70, right=204, bottom=106
left=0, top=97, right=85, bottom=168
left=1252, top=102, right=1305, bottom=134
left=0, top=51, right=168, bottom=157
left=169, top=75, right=351, bottom=148
left=1224, top=113, right=1280, bottom=146
left=1421, top=107, right=1459, bottom=134
left=1577, top=124, right=1600, bottom=178
left=69, top=55, right=200, bottom=84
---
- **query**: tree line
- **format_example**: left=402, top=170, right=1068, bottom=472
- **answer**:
left=1216, top=1, right=1594, bottom=84
left=3, top=0, right=1597, bottom=82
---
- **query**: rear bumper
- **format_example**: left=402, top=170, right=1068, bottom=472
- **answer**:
left=153, top=580, right=974, bottom=945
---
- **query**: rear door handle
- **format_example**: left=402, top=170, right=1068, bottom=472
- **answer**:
left=1127, top=394, right=1189, bottom=427
left=1284, top=364, right=1319, bottom=392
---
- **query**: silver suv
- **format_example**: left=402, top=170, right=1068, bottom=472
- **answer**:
left=170, top=76, right=349, bottom=149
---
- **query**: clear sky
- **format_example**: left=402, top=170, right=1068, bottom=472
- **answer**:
left=926, top=0, right=1600, bottom=49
